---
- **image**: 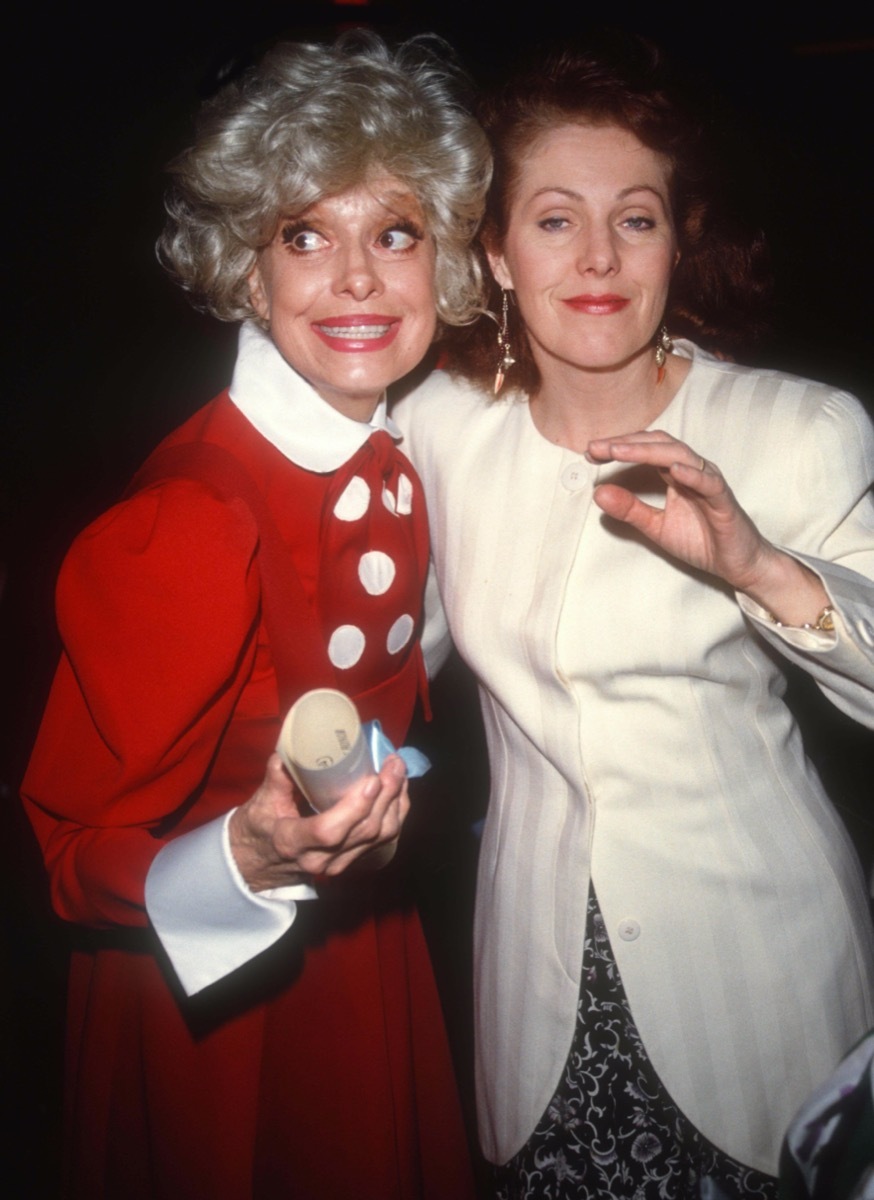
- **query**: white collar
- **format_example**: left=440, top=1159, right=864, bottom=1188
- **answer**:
left=228, top=321, right=401, bottom=473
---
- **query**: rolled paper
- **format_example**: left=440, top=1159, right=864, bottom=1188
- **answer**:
left=276, top=689, right=369, bottom=813
left=275, top=690, right=431, bottom=870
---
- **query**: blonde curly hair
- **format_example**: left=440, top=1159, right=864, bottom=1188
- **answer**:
left=157, top=32, right=491, bottom=328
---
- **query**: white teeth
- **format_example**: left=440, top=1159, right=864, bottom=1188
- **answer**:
left=316, top=324, right=391, bottom=339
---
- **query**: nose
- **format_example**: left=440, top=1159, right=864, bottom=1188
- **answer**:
left=576, top=222, right=620, bottom=277
left=333, top=239, right=383, bottom=301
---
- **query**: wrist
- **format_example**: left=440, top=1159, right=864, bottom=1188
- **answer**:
left=228, top=806, right=287, bottom=891
left=741, top=549, right=831, bottom=628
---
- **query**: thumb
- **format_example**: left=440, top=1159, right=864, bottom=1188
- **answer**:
left=261, top=753, right=300, bottom=812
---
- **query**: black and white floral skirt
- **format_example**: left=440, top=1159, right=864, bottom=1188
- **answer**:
left=494, top=889, right=778, bottom=1200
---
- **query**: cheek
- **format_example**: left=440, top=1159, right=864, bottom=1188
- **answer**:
left=509, top=252, right=557, bottom=323
left=406, top=261, right=438, bottom=325
left=643, top=248, right=676, bottom=304
left=404, top=305, right=438, bottom=359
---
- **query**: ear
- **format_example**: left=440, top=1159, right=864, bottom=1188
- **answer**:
left=486, top=245, right=515, bottom=291
left=247, top=261, right=270, bottom=322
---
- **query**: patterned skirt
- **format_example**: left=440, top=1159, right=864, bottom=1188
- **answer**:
left=494, top=889, right=779, bottom=1200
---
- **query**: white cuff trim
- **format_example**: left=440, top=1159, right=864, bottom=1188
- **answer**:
left=145, top=810, right=317, bottom=996
left=737, top=592, right=838, bottom=651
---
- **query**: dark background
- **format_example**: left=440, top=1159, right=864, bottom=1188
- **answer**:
left=3, top=1, right=872, bottom=1187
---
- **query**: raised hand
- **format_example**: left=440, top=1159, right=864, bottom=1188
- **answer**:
left=588, top=430, right=830, bottom=624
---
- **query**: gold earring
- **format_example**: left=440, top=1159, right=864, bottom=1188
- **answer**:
left=655, top=325, right=673, bottom=383
left=494, top=289, right=516, bottom=395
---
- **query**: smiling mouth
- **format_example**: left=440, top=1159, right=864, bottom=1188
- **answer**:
left=312, top=316, right=401, bottom=352
left=313, top=323, right=394, bottom=339
left=562, top=295, right=630, bottom=315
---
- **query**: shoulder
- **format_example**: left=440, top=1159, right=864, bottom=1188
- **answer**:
left=58, top=471, right=260, bottom=647
left=392, top=370, right=526, bottom=466
left=67, top=393, right=267, bottom=583
left=680, top=345, right=872, bottom=471
left=677, top=350, right=874, bottom=548
left=684, top=345, right=870, bottom=434
left=393, top=368, right=490, bottom=429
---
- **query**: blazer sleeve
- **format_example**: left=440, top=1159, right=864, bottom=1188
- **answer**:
left=738, top=388, right=874, bottom=727
left=21, top=478, right=264, bottom=928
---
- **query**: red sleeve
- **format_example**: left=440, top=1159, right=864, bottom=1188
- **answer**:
left=21, top=480, right=261, bottom=928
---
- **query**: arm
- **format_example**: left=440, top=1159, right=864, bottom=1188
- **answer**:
left=22, top=480, right=264, bottom=927
left=23, top=478, right=410, bottom=933
left=588, top=391, right=874, bottom=724
left=146, top=752, right=409, bottom=994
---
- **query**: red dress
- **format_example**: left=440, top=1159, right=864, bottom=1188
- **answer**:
left=22, top=393, right=474, bottom=1200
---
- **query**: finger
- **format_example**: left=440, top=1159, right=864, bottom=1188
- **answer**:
left=377, top=754, right=408, bottom=797
left=299, top=799, right=404, bottom=877
left=335, top=755, right=406, bottom=828
left=299, top=758, right=403, bottom=846
left=261, top=753, right=299, bottom=804
left=324, top=766, right=409, bottom=862
left=273, top=753, right=410, bottom=864
left=589, top=438, right=705, bottom=471
left=350, top=761, right=408, bottom=842
left=666, top=460, right=732, bottom=505
left=593, top=484, right=663, bottom=537
left=586, top=430, right=683, bottom=462
left=374, top=777, right=410, bottom=840
left=236, top=755, right=301, bottom=839
left=396, top=778, right=411, bottom=823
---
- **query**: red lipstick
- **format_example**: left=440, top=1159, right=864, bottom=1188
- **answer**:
left=312, top=315, right=401, bottom=353
left=562, top=295, right=629, bottom=315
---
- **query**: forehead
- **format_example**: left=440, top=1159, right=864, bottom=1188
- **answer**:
left=291, top=176, right=427, bottom=222
left=513, top=122, right=672, bottom=203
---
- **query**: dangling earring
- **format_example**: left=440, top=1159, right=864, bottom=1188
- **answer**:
left=494, top=289, right=516, bottom=395
left=654, top=325, right=673, bottom=384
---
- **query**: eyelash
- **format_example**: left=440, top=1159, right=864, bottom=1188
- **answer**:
left=537, top=214, right=657, bottom=234
left=278, top=219, right=425, bottom=254
left=279, top=222, right=324, bottom=253
left=622, top=215, right=656, bottom=231
left=376, top=221, right=425, bottom=251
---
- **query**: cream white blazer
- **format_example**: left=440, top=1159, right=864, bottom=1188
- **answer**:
left=394, top=343, right=874, bottom=1173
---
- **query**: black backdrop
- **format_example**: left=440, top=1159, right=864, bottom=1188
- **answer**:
left=3, top=2, right=872, bottom=1185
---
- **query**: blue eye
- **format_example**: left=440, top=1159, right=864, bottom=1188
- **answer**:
left=538, top=216, right=570, bottom=232
left=622, top=215, right=656, bottom=231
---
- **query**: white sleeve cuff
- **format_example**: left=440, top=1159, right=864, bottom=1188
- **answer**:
left=737, top=592, right=838, bottom=652
left=145, top=810, right=317, bottom=996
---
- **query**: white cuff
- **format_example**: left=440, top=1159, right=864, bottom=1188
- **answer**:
left=145, top=810, right=317, bottom=996
left=737, top=593, right=838, bottom=651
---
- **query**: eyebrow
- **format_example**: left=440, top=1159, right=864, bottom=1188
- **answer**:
left=529, top=184, right=668, bottom=204
left=282, top=188, right=423, bottom=221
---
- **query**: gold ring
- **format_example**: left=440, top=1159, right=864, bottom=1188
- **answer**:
left=697, top=456, right=706, bottom=471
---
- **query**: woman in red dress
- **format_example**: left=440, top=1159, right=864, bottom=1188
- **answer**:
left=22, top=33, right=490, bottom=1200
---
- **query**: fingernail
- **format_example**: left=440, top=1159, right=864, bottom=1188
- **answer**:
left=363, top=777, right=380, bottom=799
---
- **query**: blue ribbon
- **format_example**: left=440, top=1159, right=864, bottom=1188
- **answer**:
left=363, top=720, right=431, bottom=779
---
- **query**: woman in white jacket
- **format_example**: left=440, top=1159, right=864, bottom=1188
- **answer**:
left=394, top=36, right=874, bottom=1200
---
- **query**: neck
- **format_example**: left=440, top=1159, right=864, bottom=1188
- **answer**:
left=319, top=389, right=383, bottom=424
left=530, top=348, right=689, bottom=451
